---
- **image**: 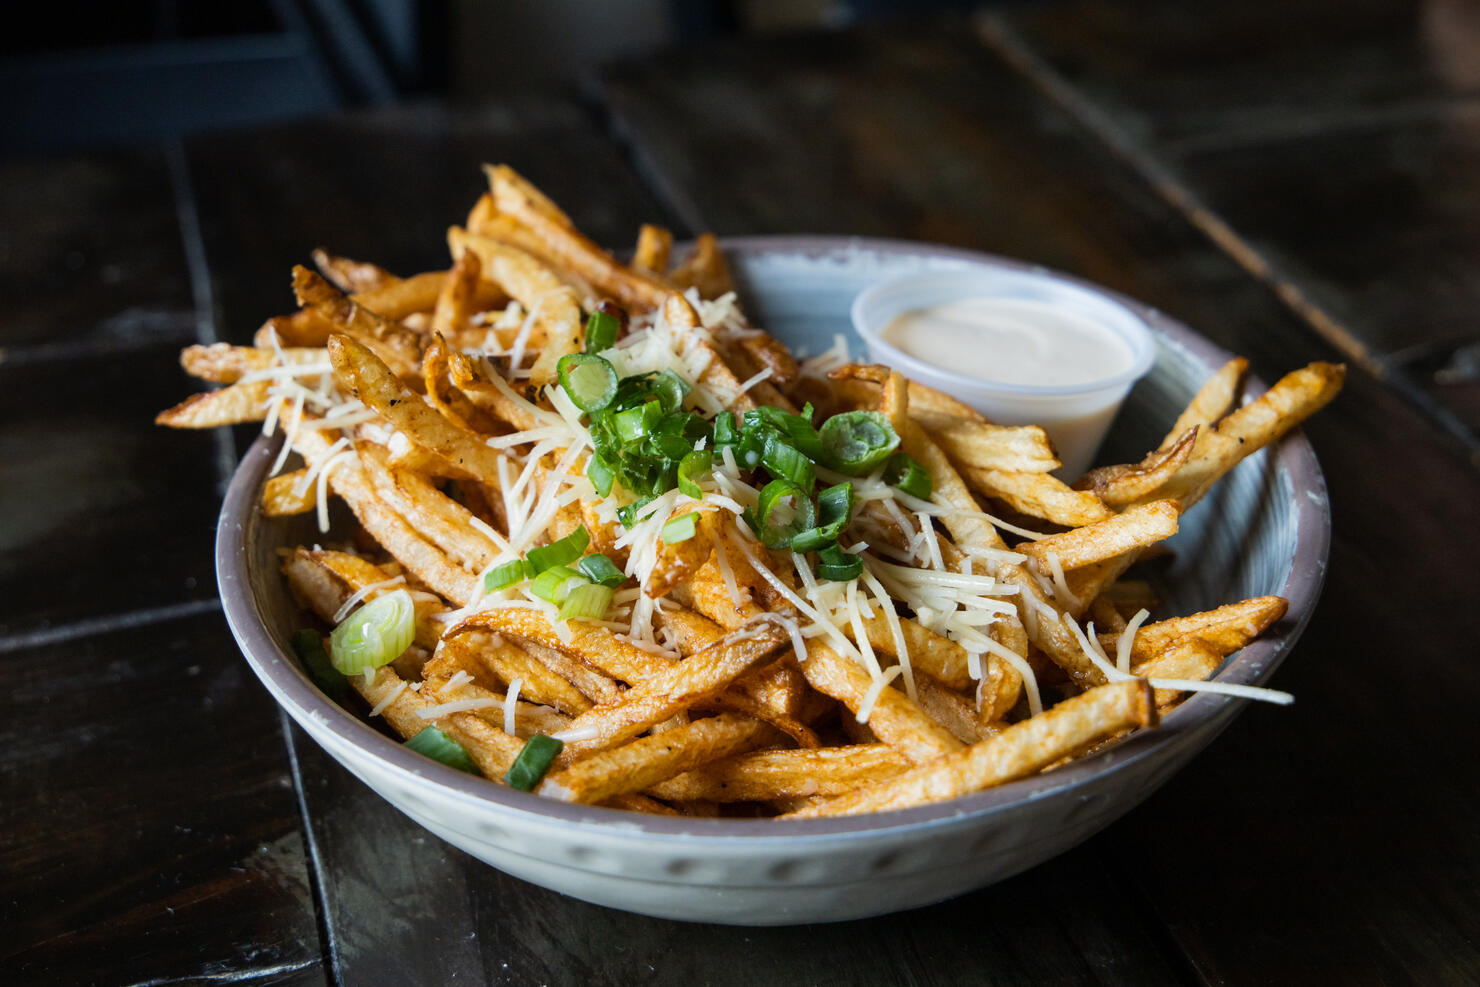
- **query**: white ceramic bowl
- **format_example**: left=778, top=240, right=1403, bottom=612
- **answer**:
left=217, top=237, right=1330, bottom=926
left=850, top=267, right=1157, bottom=477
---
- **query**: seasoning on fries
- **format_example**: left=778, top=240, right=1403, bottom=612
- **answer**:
left=158, top=166, right=1344, bottom=817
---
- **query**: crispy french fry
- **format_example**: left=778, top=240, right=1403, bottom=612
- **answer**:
left=155, top=380, right=270, bottom=427
left=447, top=608, right=672, bottom=685
left=293, top=266, right=424, bottom=378
left=179, top=343, right=326, bottom=384
left=922, top=417, right=1060, bottom=474
left=1162, top=357, right=1247, bottom=450
left=633, top=224, right=673, bottom=274
left=1133, top=637, right=1225, bottom=708
left=313, top=248, right=397, bottom=293
left=1021, top=500, right=1180, bottom=571
left=538, top=713, right=775, bottom=804
left=1076, top=427, right=1197, bottom=509
left=647, top=744, right=911, bottom=802
left=799, top=641, right=962, bottom=764
left=964, top=467, right=1115, bottom=527
left=667, top=233, right=733, bottom=300
left=354, top=667, right=524, bottom=777
left=1104, top=595, right=1289, bottom=664
left=783, top=680, right=1157, bottom=818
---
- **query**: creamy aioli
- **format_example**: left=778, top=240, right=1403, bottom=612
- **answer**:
left=880, top=297, right=1136, bottom=388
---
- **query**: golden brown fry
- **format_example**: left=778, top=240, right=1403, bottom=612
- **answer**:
left=179, top=343, right=325, bottom=384
left=329, top=334, right=510, bottom=488
left=1133, top=637, right=1225, bottom=708
left=842, top=614, right=971, bottom=691
left=446, top=607, right=672, bottom=685
left=1104, top=595, right=1289, bottom=664
left=554, top=618, right=788, bottom=757
left=633, top=223, right=673, bottom=275
left=357, top=443, right=499, bottom=571
left=262, top=472, right=317, bottom=516
left=431, top=251, right=482, bottom=339
left=155, top=380, right=270, bottom=427
left=1076, top=427, right=1198, bottom=509
left=1143, top=362, right=1345, bottom=512
left=736, top=331, right=800, bottom=387
left=964, top=466, right=1115, bottom=527
left=647, top=744, right=911, bottom=802
left=303, top=548, right=445, bottom=649
left=783, top=680, right=1157, bottom=818
left=921, top=417, right=1060, bottom=474
left=487, top=164, right=670, bottom=313
left=293, top=266, right=424, bottom=379
left=538, top=713, right=774, bottom=804
left=1021, top=500, right=1180, bottom=571
left=462, top=633, right=594, bottom=715
left=312, top=248, right=397, bottom=293
left=667, top=233, right=733, bottom=300
left=446, top=226, right=583, bottom=387
left=1162, top=356, right=1248, bottom=450
left=353, top=667, right=524, bottom=777
left=912, top=673, right=982, bottom=745
left=350, top=270, right=449, bottom=320
left=798, top=641, right=962, bottom=764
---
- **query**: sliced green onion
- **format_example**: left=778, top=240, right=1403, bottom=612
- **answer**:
left=529, top=565, right=587, bottom=604
left=816, top=544, right=864, bottom=582
left=557, top=353, right=618, bottom=413
left=328, top=589, right=416, bottom=676
left=577, top=553, right=626, bottom=587
left=527, top=525, right=590, bottom=573
left=405, top=726, right=479, bottom=774
left=586, top=455, right=615, bottom=497
left=651, top=430, right=694, bottom=462
left=291, top=628, right=349, bottom=699
left=713, top=411, right=739, bottom=448
left=790, top=481, right=855, bottom=553
left=650, top=370, right=690, bottom=413
left=819, top=411, right=899, bottom=475
left=483, top=559, right=535, bottom=593
left=584, top=309, right=620, bottom=353
left=558, top=581, right=614, bottom=621
left=884, top=452, right=933, bottom=500
left=748, top=405, right=824, bottom=460
left=616, top=496, right=653, bottom=529
left=762, top=434, right=815, bottom=492
left=504, top=734, right=564, bottom=791
left=677, top=449, right=712, bottom=498
left=613, top=399, right=661, bottom=443
left=755, top=478, right=816, bottom=550
left=661, top=512, right=699, bottom=544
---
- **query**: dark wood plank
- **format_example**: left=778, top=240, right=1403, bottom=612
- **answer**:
left=0, top=339, right=221, bottom=638
left=1001, top=0, right=1477, bottom=148
left=0, top=146, right=195, bottom=350
left=600, top=21, right=1480, bottom=983
left=996, top=0, right=1480, bottom=439
left=0, top=611, right=324, bottom=985
left=290, top=726, right=1179, bottom=987
left=183, top=96, right=682, bottom=347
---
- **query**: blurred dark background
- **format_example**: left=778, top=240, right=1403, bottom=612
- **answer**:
left=2, top=0, right=984, bottom=153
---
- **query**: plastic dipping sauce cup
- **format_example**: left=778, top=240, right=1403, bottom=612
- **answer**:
left=850, top=267, right=1156, bottom=479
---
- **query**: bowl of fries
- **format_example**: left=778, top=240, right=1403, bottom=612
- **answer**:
left=187, top=167, right=1339, bottom=925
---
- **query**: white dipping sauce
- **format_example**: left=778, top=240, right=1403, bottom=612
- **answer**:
left=880, top=297, right=1136, bottom=388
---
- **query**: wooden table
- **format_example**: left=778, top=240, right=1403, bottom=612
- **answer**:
left=5, top=4, right=1477, bottom=983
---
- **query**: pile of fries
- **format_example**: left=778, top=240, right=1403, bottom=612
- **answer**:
left=159, top=166, right=1343, bottom=818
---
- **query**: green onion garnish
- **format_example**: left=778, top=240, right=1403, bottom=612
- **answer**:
left=816, top=544, right=864, bottom=582
left=557, top=353, right=618, bottom=413
left=790, top=481, right=855, bottom=553
left=762, top=434, right=815, bottom=493
left=505, top=734, right=564, bottom=791
left=328, top=589, right=416, bottom=677
left=577, top=552, right=625, bottom=587
left=558, top=581, right=615, bottom=621
left=754, top=477, right=816, bottom=549
left=291, top=628, right=349, bottom=699
left=484, top=559, right=535, bottom=593
left=584, top=309, right=619, bottom=353
left=527, top=525, right=591, bottom=573
left=405, top=726, right=479, bottom=774
left=586, top=455, right=615, bottom=497
left=616, top=496, right=653, bottom=529
left=613, top=399, right=661, bottom=443
left=884, top=452, right=933, bottom=500
left=820, top=411, right=899, bottom=475
left=677, top=449, right=712, bottom=499
left=529, top=565, right=587, bottom=604
left=661, top=512, right=699, bottom=544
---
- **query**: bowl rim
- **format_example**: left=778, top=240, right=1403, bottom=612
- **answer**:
left=849, top=266, right=1157, bottom=397
left=216, top=234, right=1331, bottom=844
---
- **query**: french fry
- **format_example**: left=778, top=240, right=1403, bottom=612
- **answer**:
left=538, top=713, right=775, bottom=805
left=312, top=248, right=397, bottom=293
left=447, top=608, right=672, bottom=685
left=632, top=223, right=673, bottom=275
left=179, top=342, right=326, bottom=384
left=292, top=266, right=424, bottom=379
left=646, top=745, right=911, bottom=802
left=798, top=641, right=962, bottom=764
left=1132, top=637, right=1225, bottom=708
left=964, top=466, right=1115, bottom=527
left=921, top=417, right=1060, bottom=473
left=154, top=380, right=270, bottom=427
left=1105, top=596, right=1289, bottom=664
left=354, top=667, right=524, bottom=777
left=1020, top=500, right=1180, bottom=571
left=1161, top=356, right=1247, bottom=450
left=1075, top=427, right=1197, bottom=509
left=783, top=680, right=1157, bottom=818
left=667, top=233, right=733, bottom=300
